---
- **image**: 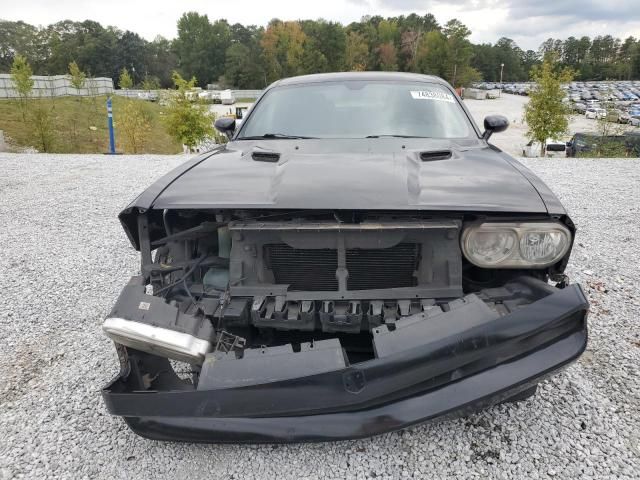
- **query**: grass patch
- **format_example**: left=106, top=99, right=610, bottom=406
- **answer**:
left=0, top=95, right=182, bottom=154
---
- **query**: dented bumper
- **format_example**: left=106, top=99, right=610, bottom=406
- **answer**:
left=102, top=280, right=588, bottom=443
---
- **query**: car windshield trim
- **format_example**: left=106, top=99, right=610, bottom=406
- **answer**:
left=238, top=133, right=319, bottom=140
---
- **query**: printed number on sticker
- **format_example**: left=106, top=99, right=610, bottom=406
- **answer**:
left=410, top=90, right=455, bottom=102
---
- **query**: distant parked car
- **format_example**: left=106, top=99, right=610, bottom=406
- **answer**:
left=586, top=108, right=606, bottom=120
left=572, top=103, right=587, bottom=113
left=522, top=139, right=566, bottom=157
left=606, top=109, right=629, bottom=123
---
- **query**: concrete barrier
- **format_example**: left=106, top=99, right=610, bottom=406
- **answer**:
left=0, top=74, right=113, bottom=99
left=206, top=88, right=263, bottom=100
left=465, top=88, right=487, bottom=100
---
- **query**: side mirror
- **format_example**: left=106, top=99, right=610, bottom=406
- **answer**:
left=482, top=115, right=509, bottom=141
left=215, top=116, right=236, bottom=138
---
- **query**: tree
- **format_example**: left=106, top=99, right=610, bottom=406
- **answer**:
left=10, top=55, right=34, bottom=122
left=174, top=13, right=230, bottom=87
left=119, top=100, right=151, bottom=153
left=30, top=100, right=56, bottom=152
left=224, top=24, right=265, bottom=88
left=524, top=56, right=574, bottom=156
left=0, top=20, right=39, bottom=71
left=261, top=20, right=307, bottom=83
left=345, top=31, right=369, bottom=71
left=141, top=75, right=161, bottom=90
left=415, top=30, right=448, bottom=77
left=301, top=39, right=330, bottom=74
left=300, top=20, right=346, bottom=72
left=114, top=31, right=147, bottom=84
left=521, top=49, right=540, bottom=77
left=118, top=67, right=133, bottom=89
left=145, top=36, right=178, bottom=88
left=377, top=43, right=398, bottom=71
left=443, top=19, right=473, bottom=86
left=225, top=43, right=264, bottom=88
left=68, top=61, right=86, bottom=92
left=68, top=61, right=86, bottom=147
left=163, top=72, right=215, bottom=151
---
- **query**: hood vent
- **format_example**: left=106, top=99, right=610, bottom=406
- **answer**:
left=419, top=150, right=452, bottom=161
left=251, top=151, right=281, bottom=162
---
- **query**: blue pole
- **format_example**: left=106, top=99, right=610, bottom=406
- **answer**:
left=106, top=97, right=116, bottom=154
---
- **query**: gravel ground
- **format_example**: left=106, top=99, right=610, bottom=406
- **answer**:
left=1, top=153, right=639, bottom=479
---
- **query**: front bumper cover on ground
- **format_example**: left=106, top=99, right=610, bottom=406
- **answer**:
left=102, top=281, right=588, bottom=443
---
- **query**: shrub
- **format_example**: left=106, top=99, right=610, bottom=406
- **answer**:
left=163, top=72, right=215, bottom=151
left=30, top=100, right=56, bottom=152
left=524, top=56, right=573, bottom=156
left=10, top=55, right=34, bottom=122
left=119, top=68, right=134, bottom=89
left=119, top=100, right=152, bottom=153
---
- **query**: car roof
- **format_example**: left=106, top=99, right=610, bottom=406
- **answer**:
left=272, top=71, right=450, bottom=88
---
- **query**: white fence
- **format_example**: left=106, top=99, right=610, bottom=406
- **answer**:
left=0, top=74, right=114, bottom=99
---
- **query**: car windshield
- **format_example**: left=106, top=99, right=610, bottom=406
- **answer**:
left=237, top=81, right=474, bottom=140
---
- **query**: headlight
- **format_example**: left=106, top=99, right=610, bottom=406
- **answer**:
left=461, top=222, right=571, bottom=268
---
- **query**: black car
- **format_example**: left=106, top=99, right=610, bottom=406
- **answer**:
left=566, top=132, right=640, bottom=157
left=102, top=72, right=588, bottom=443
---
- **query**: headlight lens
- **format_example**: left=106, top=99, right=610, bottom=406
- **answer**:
left=462, top=222, right=571, bottom=268
left=466, top=230, right=517, bottom=265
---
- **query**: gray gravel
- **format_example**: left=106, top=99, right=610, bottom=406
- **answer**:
left=1, top=153, right=639, bottom=479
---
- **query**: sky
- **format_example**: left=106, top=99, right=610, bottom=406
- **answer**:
left=2, top=0, right=639, bottom=50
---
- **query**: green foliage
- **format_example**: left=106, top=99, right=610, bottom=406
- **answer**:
left=377, top=20, right=399, bottom=44
left=118, top=68, right=133, bottom=89
left=68, top=61, right=86, bottom=91
left=415, top=31, right=448, bottom=77
left=540, top=34, right=640, bottom=80
left=261, top=20, right=307, bottom=83
left=2, top=16, right=639, bottom=93
left=577, top=139, right=629, bottom=158
left=302, top=40, right=330, bottom=74
left=174, top=12, right=230, bottom=87
left=524, top=57, right=574, bottom=155
left=301, top=20, right=346, bottom=72
left=0, top=20, right=39, bottom=72
left=119, top=100, right=152, bottom=153
left=29, top=100, right=56, bottom=152
left=10, top=54, right=34, bottom=122
left=67, top=61, right=86, bottom=147
left=225, top=43, right=264, bottom=88
left=443, top=19, right=473, bottom=86
left=0, top=96, right=181, bottom=153
left=163, top=72, right=215, bottom=151
left=345, top=32, right=369, bottom=71
left=377, top=43, right=398, bottom=71
left=141, top=75, right=161, bottom=91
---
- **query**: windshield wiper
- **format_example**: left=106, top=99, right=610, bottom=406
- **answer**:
left=365, top=134, right=432, bottom=138
left=239, top=133, right=318, bottom=140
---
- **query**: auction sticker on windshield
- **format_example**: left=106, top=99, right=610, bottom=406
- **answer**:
left=410, top=90, right=455, bottom=102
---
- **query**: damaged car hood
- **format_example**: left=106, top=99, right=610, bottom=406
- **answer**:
left=131, top=139, right=554, bottom=214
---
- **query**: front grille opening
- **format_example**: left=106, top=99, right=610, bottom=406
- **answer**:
left=265, top=244, right=339, bottom=291
left=264, top=243, right=420, bottom=291
left=346, top=243, right=419, bottom=290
